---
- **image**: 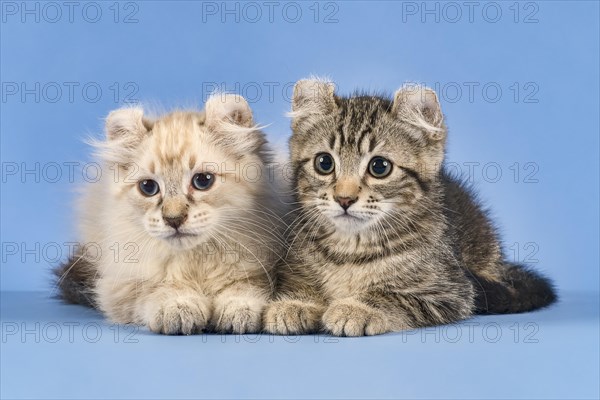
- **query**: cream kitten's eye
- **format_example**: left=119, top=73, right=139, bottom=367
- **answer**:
left=138, top=179, right=160, bottom=197
left=315, top=153, right=335, bottom=175
left=192, top=173, right=214, bottom=190
left=368, top=156, right=393, bottom=178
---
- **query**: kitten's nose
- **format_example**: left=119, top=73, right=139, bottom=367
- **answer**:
left=163, top=215, right=187, bottom=229
left=335, top=196, right=357, bottom=211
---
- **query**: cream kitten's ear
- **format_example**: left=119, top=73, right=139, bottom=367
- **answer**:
left=205, top=93, right=253, bottom=128
left=95, top=107, right=153, bottom=165
left=392, top=85, right=445, bottom=140
left=204, top=93, right=265, bottom=154
left=291, top=78, right=337, bottom=115
left=105, top=107, right=153, bottom=142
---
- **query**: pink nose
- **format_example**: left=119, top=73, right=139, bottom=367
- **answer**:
left=163, top=214, right=187, bottom=229
left=335, top=196, right=357, bottom=210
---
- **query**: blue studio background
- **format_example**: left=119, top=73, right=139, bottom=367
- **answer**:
left=1, top=1, right=598, bottom=399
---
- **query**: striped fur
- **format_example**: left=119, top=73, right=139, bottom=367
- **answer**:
left=264, top=79, right=556, bottom=336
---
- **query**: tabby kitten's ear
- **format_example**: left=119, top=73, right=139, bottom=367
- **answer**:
left=392, top=85, right=445, bottom=141
left=291, top=78, right=337, bottom=116
left=205, top=93, right=254, bottom=129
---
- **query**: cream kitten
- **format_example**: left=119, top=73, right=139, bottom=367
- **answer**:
left=55, top=94, right=286, bottom=334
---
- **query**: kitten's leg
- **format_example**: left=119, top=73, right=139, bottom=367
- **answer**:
left=211, top=284, right=269, bottom=334
left=139, top=285, right=212, bottom=335
left=323, top=286, right=475, bottom=337
left=263, top=275, right=325, bottom=335
left=98, top=278, right=212, bottom=335
left=322, top=298, right=391, bottom=337
left=263, top=297, right=325, bottom=335
left=263, top=257, right=326, bottom=334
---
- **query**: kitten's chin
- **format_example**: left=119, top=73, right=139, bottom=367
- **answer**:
left=162, top=232, right=206, bottom=250
left=329, top=213, right=369, bottom=234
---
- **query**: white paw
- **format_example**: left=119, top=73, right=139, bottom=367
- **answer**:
left=212, top=296, right=265, bottom=334
left=145, top=294, right=211, bottom=335
left=263, top=300, right=323, bottom=335
left=322, top=299, right=390, bottom=337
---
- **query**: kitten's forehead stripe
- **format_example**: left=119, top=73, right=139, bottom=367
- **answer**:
left=188, top=155, right=196, bottom=170
left=356, top=108, right=378, bottom=153
left=328, top=132, right=336, bottom=150
left=333, top=97, right=391, bottom=159
left=345, top=99, right=371, bottom=149
left=337, top=104, right=348, bottom=147
left=368, top=137, right=377, bottom=153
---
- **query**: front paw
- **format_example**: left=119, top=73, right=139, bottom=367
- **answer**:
left=322, top=299, right=390, bottom=337
left=212, top=296, right=265, bottom=334
left=146, top=295, right=211, bottom=335
left=263, top=300, right=323, bottom=335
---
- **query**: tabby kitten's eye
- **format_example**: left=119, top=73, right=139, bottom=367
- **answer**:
left=315, top=153, right=335, bottom=175
left=368, top=156, right=393, bottom=178
left=138, top=179, right=160, bottom=197
left=192, top=173, right=214, bottom=190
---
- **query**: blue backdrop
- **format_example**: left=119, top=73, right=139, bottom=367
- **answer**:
left=0, top=1, right=598, bottom=399
left=1, top=0, right=598, bottom=293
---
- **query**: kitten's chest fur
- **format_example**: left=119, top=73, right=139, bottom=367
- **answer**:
left=300, top=216, right=451, bottom=300
left=317, top=258, right=395, bottom=299
left=156, top=245, right=269, bottom=295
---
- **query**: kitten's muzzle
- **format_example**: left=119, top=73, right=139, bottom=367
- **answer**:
left=335, top=196, right=357, bottom=211
left=333, top=177, right=360, bottom=211
left=162, top=196, right=189, bottom=229
left=163, top=214, right=187, bottom=229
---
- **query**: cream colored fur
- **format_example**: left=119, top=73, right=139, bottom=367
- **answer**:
left=77, top=94, right=286, bottom=334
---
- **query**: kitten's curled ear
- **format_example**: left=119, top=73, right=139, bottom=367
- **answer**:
left=392, top=85, right=445, bottom=141
left=95, top=107, right=153, bottom=165
left=291, top=78, right=337, bottom=117
left=204, top=93, right=266, bottom=154
left=105, top=107, right=154, bottom=143
left=205, top=93, right=254, bottom=129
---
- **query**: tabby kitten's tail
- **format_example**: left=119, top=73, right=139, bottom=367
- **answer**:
left=474, top=263, right=557, bottom=314
left=53, top=254, right=98, bottom=308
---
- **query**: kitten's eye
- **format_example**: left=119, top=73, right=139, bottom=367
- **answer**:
left=314, top=153, right=335, bottom=175
left=192, top=173, right=214, bottom=190
left=368, top=156, right=393, bottom=178
left=138, top=179, right=160, bottom=197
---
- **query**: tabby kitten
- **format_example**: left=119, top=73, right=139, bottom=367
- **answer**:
left=264, top=79, right=556, bottom=336
left=55, top=94, right=285, bottom=334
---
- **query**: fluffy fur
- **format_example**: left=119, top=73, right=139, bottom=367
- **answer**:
left=55, top=94, right=287, bottom=334
left=264, top=79, right=556, bottom=336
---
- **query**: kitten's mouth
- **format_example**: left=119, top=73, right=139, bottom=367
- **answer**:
left=169, top=231, right=195, bottom=239
left=335, top=213, right=358, bottom=219
left=164, top=231, right=200, bottom=249
left=334, top=212, right=365, bottom=221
